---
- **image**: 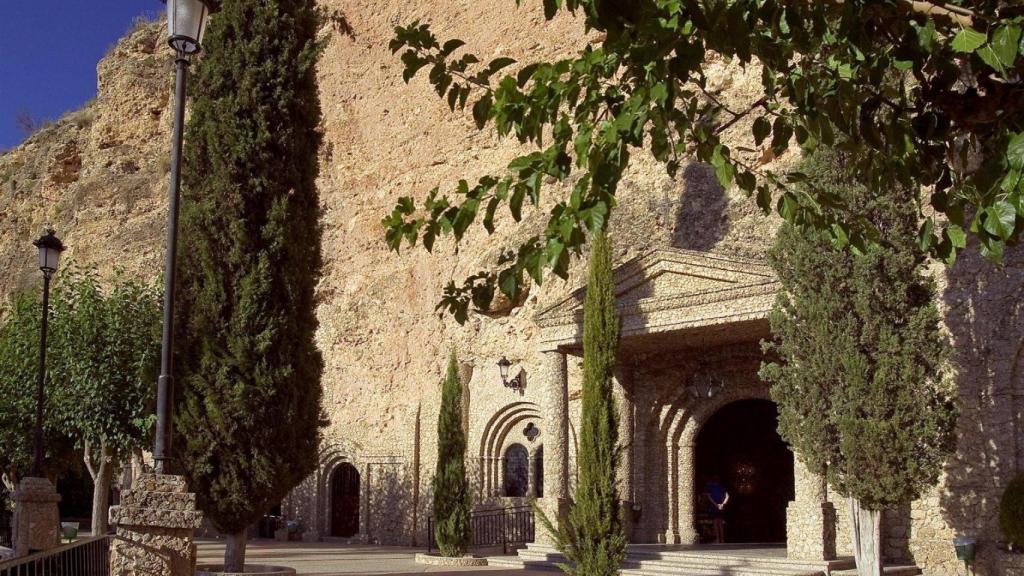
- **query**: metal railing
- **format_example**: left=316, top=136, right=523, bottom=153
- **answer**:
left=427, top=505, right=535, bottom=555
left=0, top=534, right=111, bottom=576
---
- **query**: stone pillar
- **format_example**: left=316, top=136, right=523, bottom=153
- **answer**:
left=664, top=441, right=679, bottom=544
left=527, top=448, right=538, bottom=498
left=12, top=476, right=61, bottom=556
left=786, top=459, right=837, bottom=561
left=535, top=349, right=569, bottom=545
left=631, top=385, right=649, bottom=543
left=614, top=366, right=635, bottom=540
left=359, top=462, right=371, bottom=542
left=109, top=474, right=202, bottom=576
left=676, top=442, right=698, bottom=545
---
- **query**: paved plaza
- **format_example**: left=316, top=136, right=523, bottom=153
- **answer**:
left=195, top=540, right=551, bottom=575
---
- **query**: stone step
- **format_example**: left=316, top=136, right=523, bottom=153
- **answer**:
left=489, top=545, right=888, bottom=576
left=489, top=555, right=822, bottom=576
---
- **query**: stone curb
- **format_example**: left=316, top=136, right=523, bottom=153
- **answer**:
left=414, top=553, right=488, bottom=566
left=195, top=565, right=297, bottom=576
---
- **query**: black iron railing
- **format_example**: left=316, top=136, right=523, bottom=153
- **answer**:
left=0, top=534, right=111, bottom=576
left=427, top=505, right=534, bottom=555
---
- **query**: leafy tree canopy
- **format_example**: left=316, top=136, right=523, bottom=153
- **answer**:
left=48, top=271, right=161, bottom=460
left=383, top=0, right=1024, bottom=322
left=0, top=291, right=74, bottom=484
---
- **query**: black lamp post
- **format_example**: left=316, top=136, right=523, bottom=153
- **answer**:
left=31, top=230, right=64, bottom=477
left=154, top=0, right=211, bottom=474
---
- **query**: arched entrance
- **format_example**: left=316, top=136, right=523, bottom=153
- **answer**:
left=694, top=399, right=793, bottom=543
left=330, top=462, right=360, bottom=537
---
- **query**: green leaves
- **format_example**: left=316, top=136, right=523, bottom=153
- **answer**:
left=983, top=201, right=1017, bottom=241
left=1008, top=132, right=1024, bottom=171
left=384, top=2, right=1024, bottom=321
left=951, top=27, right=987, bottom=53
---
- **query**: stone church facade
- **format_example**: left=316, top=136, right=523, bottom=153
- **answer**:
left=282, top=246, right=1024, bottom=576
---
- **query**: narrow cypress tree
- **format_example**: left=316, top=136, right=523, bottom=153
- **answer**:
left=433, top=350, right=471, bottom=557
left=761, top=148, right=957, bottom=576
left=543, top=231, right=626, bottom=575
left=175, top=0, right=324, bottom=570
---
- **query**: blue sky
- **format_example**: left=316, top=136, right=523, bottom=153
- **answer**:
left=0, top=1, right=163, bottom=150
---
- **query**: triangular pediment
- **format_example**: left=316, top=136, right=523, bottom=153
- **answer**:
left=536, top=248, right=778, bottom=349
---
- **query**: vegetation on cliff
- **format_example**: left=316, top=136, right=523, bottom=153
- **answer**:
left=175, top=0, right=325, bottom=570
left=384, top=1, right=1024, bottom=322
left=433, top=350, right=472, bottom=557
left=761, top=148, right=958, bottom=576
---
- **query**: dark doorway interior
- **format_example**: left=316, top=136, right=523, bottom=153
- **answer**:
left=330, top=462, right=360, bottom=537
left=504, top=444, right=529, bottom=497
left=694, top=399, right=794, bottom=544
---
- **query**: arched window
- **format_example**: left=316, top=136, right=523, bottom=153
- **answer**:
left=503, top=444, right=529, bottom=497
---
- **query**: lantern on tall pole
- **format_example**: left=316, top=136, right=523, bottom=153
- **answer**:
left=154, top=0, right=212, bottom=474
left=30, top=230, right=64, bottom=477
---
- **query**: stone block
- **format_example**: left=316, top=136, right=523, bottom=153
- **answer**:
left=109, top=474, right=202, bottom=576
left=12, top=476, right=61, bottom=556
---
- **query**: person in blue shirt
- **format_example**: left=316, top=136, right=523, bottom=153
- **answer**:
left=704, top=476, right=730, bottom=543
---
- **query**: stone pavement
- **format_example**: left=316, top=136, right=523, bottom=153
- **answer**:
left=196, top=540, right=553, bottom=575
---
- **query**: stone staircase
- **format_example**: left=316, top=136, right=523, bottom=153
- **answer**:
left=488, top=544, right=919, bottom=576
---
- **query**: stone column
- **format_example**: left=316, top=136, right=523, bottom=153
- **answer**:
left=614, top=366, right=635, bottom=540
left=535, top=349, right=569, bottom=546
left=12, top=476, right=61, bottom=556
left=109, top=474, right=202, bottom=576
left=664, top=441, right=679, bottom=544
left=631, top=385, right=649, bottom=543
left=527, top=448, right=538, bottom=498
left=786, top=458, right=837, bottom=561
left=359, top=462, right=371, bottom=542
left=676, top=442, right=698, bottom=545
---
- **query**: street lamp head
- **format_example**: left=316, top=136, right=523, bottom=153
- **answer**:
left=165, top=0, right=211, bottom=55
left=33, top=229, right=65, bottom=276
left=497, top=356, right=512, bottom=382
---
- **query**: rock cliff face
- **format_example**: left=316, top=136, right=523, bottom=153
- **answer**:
left=1, top=4, right=1021, bottom=576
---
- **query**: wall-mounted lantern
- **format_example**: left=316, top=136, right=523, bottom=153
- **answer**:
left=497, top=356, right=525, bottom=394
left=688, top=371, right=723, bottom=400
left=954, top=535, right=976, bottom=575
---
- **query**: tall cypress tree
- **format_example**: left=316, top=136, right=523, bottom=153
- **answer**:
left=760, top=148, right=957, bottom=576
left=544, top=231, right=626, bottom=575
left=433, top=350, right=471, bottom=557
left=175, top=0, right=324, bottom=570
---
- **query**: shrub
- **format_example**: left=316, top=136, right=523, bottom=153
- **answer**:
left=1001, top=474, right=1024, bottom=548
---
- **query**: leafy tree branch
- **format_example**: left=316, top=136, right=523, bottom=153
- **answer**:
left=383, top=0, right=1024, bottom=322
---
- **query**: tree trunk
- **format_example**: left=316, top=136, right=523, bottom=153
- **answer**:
left=1, top=470, right=16, bottom=493
left=88, top=440, right=115, bottom=535
left=849, top=497, right=883, bottom=576
left=224, top=530, right=248, bottom=572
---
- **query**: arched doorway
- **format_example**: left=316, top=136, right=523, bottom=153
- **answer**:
left=694, top=399, right=793, bottom=543
left=330, top=462, right=360, bottom=537
left=503, top=444, right=529, bottom=497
